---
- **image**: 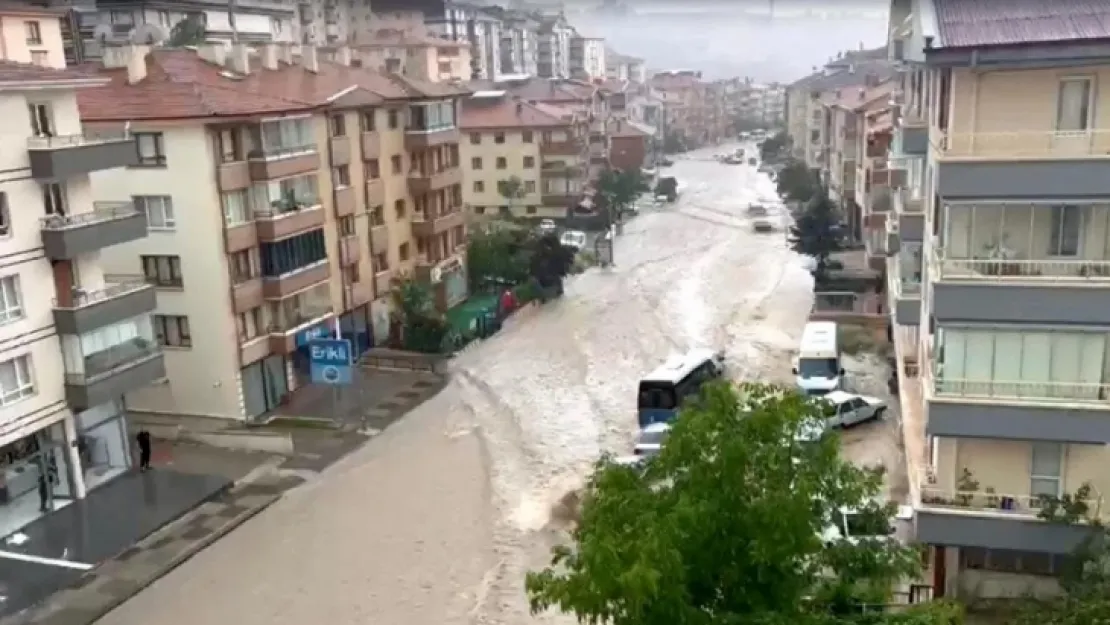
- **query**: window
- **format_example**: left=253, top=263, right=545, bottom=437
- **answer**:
left=31, top=51, right=48, bottom=67
left=256, top=119, right=313, bottom=157
left=524, top=180, right=536, bottom=193
left=222, top=190, right=251, bottom=226
left=329, top=114, right=346, bottom=137
left=141, top=255, right=183, bottom=287
left=255, top=174, right=319, bottom=212
left=134, top=132, right=166, bottom=166
left=1056, top=78, right=1092, bottom=132
left=0, top=355, right=34, bottom=406
left=218, top=128, right=241, bottom=162
left=388, top=109, right=399, bottom=129
left=399, top=242, right=410, bottom=261
left=0, top=276, right=22, bottom=324
left=522, top=131, right=533, bottom=143
left=0, top=193, right=9, bottom=236
left=499, top=206, right=510, bottom=215
left=371, top=205, right=385, bottom=226
left=385, top=58, right=402, bottom=73
left=339, top=215, right=355, bottom=236
left=366, top=159, right=380, bottom=179
left=394, top=199, right=406, bottom=218
left=962, top=548, right=1069, bottom=577
left=237, top=308, right=263, bottom=342
left=1049, top=205, right=1081, bottom=256
left=343, top=264, right=360, bottom=284
left=42, top=183, right=66, bottom=216
left=1031, top=442, right=1063, bottom=498
left=154, top=315, right=192, bottom=348
left=391, top=155, right=402, bottom=174
left=25, top=21, right=42, bottom=45
left=496, top=157, right=507, bottom=169
left=230, top=249, right=258, bottom=284
left=471, top=157, right=482, bottom=170
left=494, top=132, right=505, bottom=144
left=470, top=133, right=481, bottom=144
left=260, top=230, right=327, bottom=276
left=333, top=164, right=350, bottom=187
left=134, top=195, right=175, bottom=231
left=526, top=206, right=537, bottom=214
left=523, top=156, right=535, bottom=168
left=374, top=252, right=388, bottom=272
left=474, top=181, right=484, bottom=192
left=360, top=109, right=377, bottom=132
left=28, top=102, right=53, bottom=137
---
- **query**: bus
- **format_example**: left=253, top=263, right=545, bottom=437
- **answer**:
left=793, top=322, right=844, bottom=395
left=637, top=349, right=726, bottom=427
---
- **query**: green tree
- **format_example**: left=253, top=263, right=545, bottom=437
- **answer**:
left=597, top=168, right=649, bottom=222
left=526, top=381, right=933, bottom=625
left=761, top=130, right=791, bottom=162
left=1009, top=523, right=1110, bottom=625
left=790, top=187, right=843, bottom=280
left=389, top=277, right=449, bottom=353
left=498, top=176, right=527, bottom=218
left=168, top=14, right=206, bottom=47
left=777, top=159, right=819, bottom=203
left=465, top=226, right=531, bottom=292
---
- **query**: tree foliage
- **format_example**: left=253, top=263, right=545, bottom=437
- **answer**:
left=760, top=130, right=791, bottom=162
left=498, top=176, right=527, bottom=210
left=389, top=277, right=450, bottom=353
left=168, top=14, right=206, bottom=47
left=526, top=382, right=936, bottom=625
left=790, top=187, right=843, bottom=280
left=777, top=159, right=819, bottom=204
left=597, top=168, right=650, bottom=221
left=465, top=227, right=574, bottom=294
left=1010, top=529, right=1110, bottom=625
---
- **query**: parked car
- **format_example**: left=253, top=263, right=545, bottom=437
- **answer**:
left=537, top=219, right=558, bottom=235
left=633, top=423, right=671, bottom=456
left=560, top=230, right=587, bottom=250
left=818, top=391, right=887, bottom=428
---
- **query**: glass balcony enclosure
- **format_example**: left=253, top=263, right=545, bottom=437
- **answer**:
left=407, top=101, right=456, bottom=132
left=939, top=203, right=1110, bottom=279
left=248, top=118, right=315, bottom=159
left=899, top=242, right=922, bottom=295
left=253, top=174, right=320, bottom=215
left=61, top=315, right=156, bottom=384
left=268, top=282, right=331, bottom=332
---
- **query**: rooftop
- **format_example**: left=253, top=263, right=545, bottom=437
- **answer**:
left=0, top=60, right=105, bottom=88
left=933, top=0, right=1110, bottom=48
left=460, top=94, right=568, bottom=129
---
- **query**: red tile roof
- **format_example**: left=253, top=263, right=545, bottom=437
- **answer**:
left=490, top=78, right=596, bottom=103
left=0, top=60, right=104, bottom=86
left=460, top=95, right=568, bottom=129
left=935, top=0, right=1110, bottom=48
left=78, top=48, right=467, bottom=122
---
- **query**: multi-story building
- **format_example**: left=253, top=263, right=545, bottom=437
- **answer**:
left=295, top=0, right=376, bottom=46
left=374, top=0, right=501, bottom=80
left=569, top=35, right=605, bottom=82
left=77, top=42, right=466, bottom=422
left=460, top=91, right=582, bottom=219
left=49, top=0, right=294, bottom=65
left=886, top=0, right=1110, bottom=601
left=605, top=50, right=646, bottom=84
left=351, top=28, right=472, bottom=82
left=498, top=10, right=538, bottom=76
left=0, top=5, right=156, bottom=537
left=651, top=70, right=707, bottom=148
left=536, top=13, right=572, bottom=79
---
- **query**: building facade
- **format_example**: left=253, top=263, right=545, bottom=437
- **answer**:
left=498, top=11, right=538, bottom=76
left=0, top=5, right=155, bottom=538
left=78, top=42, right=466, bottom=423
left=569, top=35, right=605, bottom=82
left=536, top=13, right=572, bottom=79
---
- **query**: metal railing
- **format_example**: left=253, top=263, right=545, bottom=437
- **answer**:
left=40, top=201, right=138, bottom=230
left=931, top=376, right=1110, bottom=404
left=941, top=130, right=1110, bottom=159
left=254, top=197, right=321, bottom=218
left=53, top=279, right=149, bottom=309
left=266, top=307, right=332, bottom=334
left=27, top=130, right=131, bottom=149
left=919, top=471, right=1104, bottom=522
left=247, top=145, right=318, bottom=160
left=931, top=253, right=1110, bottom=282
left=64, top=339, right=161, bottom=385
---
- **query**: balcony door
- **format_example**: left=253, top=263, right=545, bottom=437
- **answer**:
left=1053, top=77, right=1094, bottom=155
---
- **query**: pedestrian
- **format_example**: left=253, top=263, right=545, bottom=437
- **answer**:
left=137, top=429, right=152, bottom=472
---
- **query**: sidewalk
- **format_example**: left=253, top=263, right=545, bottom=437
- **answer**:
left=3, top=470, right=304, bottom=625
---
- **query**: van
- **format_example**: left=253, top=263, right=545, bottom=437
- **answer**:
left=793, top=322, right=844, bottom=395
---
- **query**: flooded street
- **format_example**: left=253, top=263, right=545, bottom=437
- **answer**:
left=94, top=146, right=896, bottom=625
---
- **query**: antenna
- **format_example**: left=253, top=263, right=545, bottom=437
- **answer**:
left=228, top=0, right=238, bottom=44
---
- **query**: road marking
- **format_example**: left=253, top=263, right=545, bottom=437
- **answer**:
left=0, top=549, right=93, bottom=570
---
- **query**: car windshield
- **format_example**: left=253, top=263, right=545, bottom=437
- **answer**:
left=638, top=428, right=669, bottom=446
left=638, top=381, right=677, bottom=410
left=798, top=358, right=839, bottom=378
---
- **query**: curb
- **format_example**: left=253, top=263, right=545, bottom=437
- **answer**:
left=36, top=493, right=282, bottom=625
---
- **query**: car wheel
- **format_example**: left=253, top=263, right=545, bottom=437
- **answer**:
left=873, top=407, right=886, bottom=421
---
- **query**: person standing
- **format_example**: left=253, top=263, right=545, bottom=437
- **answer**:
left=136, top=429, right=152, bottom=472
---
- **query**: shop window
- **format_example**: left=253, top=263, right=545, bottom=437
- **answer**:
left=76, top=403, right=131, bottom=490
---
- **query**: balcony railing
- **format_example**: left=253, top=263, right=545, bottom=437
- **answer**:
left=40, top=202, right=139, bottom=230
left=65, top=338, right=161, bottom=385
left=27, top=130, right=131, bottom=150
left=941, top=130, right=1110, bottom=159
left=254, top=195, right=321, bottom=218
left=931, top=251, right=1110, bottom=282
left=930, top=376, right=1110, bottom=405
left=919, top=470, right=1104, bottom=522
left=54, top=279, right=149, bottom=309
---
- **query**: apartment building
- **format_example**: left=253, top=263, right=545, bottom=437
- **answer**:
left=351, top=29, right=472, bottom=83
left=606, top=50, right=646, bottom=84
left=651, top=70, right=709, bottom=148
left=569, top=35, right=605, bottom=82
left=461, top=91, right=584, bottom=219
left=373, top=0, right=500, bottom=80
left=536, top=13, right=572, bottom=79
left=295, top=0, right=377, bottom=46
left=498, top=10, right=539, bottom=76
left=77, top=42, right=466, bottom=423
left=886, top=0, right=1110, bottom=600
left=0, top=5, right=156, bottom=538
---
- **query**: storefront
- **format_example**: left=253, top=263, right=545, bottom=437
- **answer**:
left=241, top=354, right=290, bottom=419
left=75, top=402, right=131, bottom=491
left=290, top=319, right=335, bottom=386
left=0, top=424, right=77, bottom=539
left=338, top=305, right=372, bottom=358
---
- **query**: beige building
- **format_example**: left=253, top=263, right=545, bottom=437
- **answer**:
left=352, top=28, right=472, bottom=83
left=461, top=91, right=582, bottom=220
left=79, top=42, right=466, bottom=423
left=886, top=0, right=1110, bottom=601
left=0, top=6, right=157, bottom=536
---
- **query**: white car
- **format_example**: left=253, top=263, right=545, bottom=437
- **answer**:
left=560, top=230, right=587, bottom=250
left=538, top=219, right=558, bottom=234
left=820, top=502, right=913, bottom=545
left=819, top=391, right=887, bottom=428
left=633, top=423, right=671, bottom=456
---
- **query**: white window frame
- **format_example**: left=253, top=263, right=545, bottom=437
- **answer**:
left=135, top=195, right=175, bottom=231
left=1048, top=204, right=1082, bottom=257
left=0, top=275, right=23, bottom=324
left=0, top=354, right=35, bottom=406
left=222, top=189, right=251, bottom=226
left=1055, top=76, right=1094, bottom=133
left=1030, top=442, right=1063, bottom=499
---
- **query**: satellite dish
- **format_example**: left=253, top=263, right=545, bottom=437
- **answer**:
left=92, top=24, right=114, bottom=44
left=130, top=23, right=167, bottom=45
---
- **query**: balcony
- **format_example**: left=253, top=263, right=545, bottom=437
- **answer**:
left=373, top=268, right=393, bottom=298
left=370, top=223, right=389, bottom=252
left=915, top=469, right=1104, bottom=554
left=935, top=130, right=1110, bottom=198
left=247, top=147, right=320, bottom=180
left=266, top=282, right=334, bottom=355
left=929, top=203, right=1110, bottom=324
left=360, top=131, right=381, bottom=159
left=407, top=166, right=463, bottom=196
left=892, top=188, right=924, bottom=241
left=63, top=335, right=165, bottom=410
left=334, top=185, right=356, bottom=217
left=53, top=279, right=156, bottom=335
left=403, top=127, right=458, bottom=150
left=366, top=179, right=384, bottom=206
left=329, top=135, right=351, bottom=166
left=254, top=202, right=325, bottom=241
left=412, top=208, right=464, bottom=237
left=261, top=261, right=330, bottom=299
left=27, top=131, right=138, bottom=179
left=540, top=140, right=582, bottom=156
left=217, top=160, right=251, bottom=191
left=339, top=234, right=360, bottom=265
left=888, top=249, right=921, bottom=327
left=40, top=202, right=148, bottom=259
left=542, top=192, right=578, bottom=207
left=899, top=111, right=928, bottom=156
left=232, top=277, right=263, bottom=314
left=350, top=279, right=374, bottom=307
left=225, top=220, right=258, bottom=254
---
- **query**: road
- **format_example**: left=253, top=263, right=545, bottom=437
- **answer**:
left=94, top=144, right=898, bottom=625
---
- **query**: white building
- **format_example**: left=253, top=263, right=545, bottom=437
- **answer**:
left=536, top=14, right=572, bottom=78
left=499, top=12, right=539, bottom=76
left=0, top=6, right=159, bottom=537
left=606, top=50, right=646, bottom=84
left=570, top=35, right=605, bottom=82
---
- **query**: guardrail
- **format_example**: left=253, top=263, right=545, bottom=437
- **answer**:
left=27, top=131, right=131, bottom=149
left=53, top=279, right=149, bottom=309
left=931, top=254, right=1110, bottom=281
left=941, top=130, right=1110, bottom=159
left=931, top=376, right=1110, bottom=403
left=39, top=202, right=138, bottom=230
left=919, top=472, right=1103, bottom=522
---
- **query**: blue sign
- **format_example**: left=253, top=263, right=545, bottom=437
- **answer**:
left=309, top=339, right=352, bottom=385
left=296, top=321, right=334, bottom=348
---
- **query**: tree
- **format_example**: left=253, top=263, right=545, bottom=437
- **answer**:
left=777, top=159, right=819, bottom=204
left=498, top=176, right=527, bottom=217
left=1009, top=522, right=1110, bottom=625
left=526, top=381, right=944, bottom=625
left=760, top=130, right=791, bottom=162
left=790, top=187, right=843, bottom=280
left=529, top=232, right=575, bottom=293
left=466, top=226, right=532, bottom=292
left=389, top=277, right=450, bottom=353
left=597, top=168, right=649, bottom=222
left=168, top=14, right=206, bottom=47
